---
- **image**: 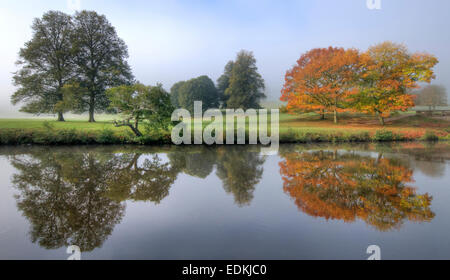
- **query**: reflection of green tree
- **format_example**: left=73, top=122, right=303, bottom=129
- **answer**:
left=168, top=146, right=266, bottom=206
left=168, top=147, right=217, bottom=178
left=9, top=145, right=269, bottom=254
left=216, top=147, right=266, bottom=207
left=11, top=151, right=125, bottom=252
left=105, top=154, right=179, bottom=203
left=279, top=150, right=435, bottom=231
left=10, top=148, right=180, bottom=252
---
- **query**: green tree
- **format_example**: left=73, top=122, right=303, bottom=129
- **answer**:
left=12, top=11, right=75, bottom=122
left=106, top=83, right=174, bottom=136
left=71, top=10, right=133, bottom=122
left=169, top=81, right=186, bottom=108
left=175, top=75, right=219, bottom=113
left=225, top=50, right=266, bottom=109
left=217, top=61, right=234, bottom=108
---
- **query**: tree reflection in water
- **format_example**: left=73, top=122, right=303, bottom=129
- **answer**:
left=216, top=146, right=265, bottom=207
left=8, top=143, right=440, bottom=253
left=168, top=146, right=266, bottom=206
left=9, top=148, right=181, bottom=252
left=10, top=150, right=125, bottom=252
left=279, top=149, right=435, bottom=231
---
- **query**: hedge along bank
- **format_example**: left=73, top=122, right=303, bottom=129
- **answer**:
left=171, top=101, right=280, bottom=155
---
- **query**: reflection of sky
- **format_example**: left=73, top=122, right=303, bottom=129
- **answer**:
left=1, top=0, right=449, bottom=116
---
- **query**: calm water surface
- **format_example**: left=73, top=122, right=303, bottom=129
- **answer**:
left=0, top=143, right=449, bottom=260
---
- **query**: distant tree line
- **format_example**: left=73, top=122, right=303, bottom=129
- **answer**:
left=414, top=85, right=448, bottom=110
left=170, top=50, right=266, bottom=113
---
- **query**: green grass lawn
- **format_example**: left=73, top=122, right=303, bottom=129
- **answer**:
left=0, top=119, right=121, bottom=130
left=0, top=112, right=448, bottom=133
left=0, top=112, right=448, bottom=144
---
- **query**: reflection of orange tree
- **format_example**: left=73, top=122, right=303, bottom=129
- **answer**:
left=279, top=151, right=435, bottom=231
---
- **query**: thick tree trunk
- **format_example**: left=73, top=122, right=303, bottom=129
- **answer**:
left=57, top=112, right=65, bottom=122
left=321, top=109, right=325, bottom=120
left=89, top=110, right=95, bottom=123
left=333, top=110, right=338, bottom=124
left=88, top=94, right=95, bottom=123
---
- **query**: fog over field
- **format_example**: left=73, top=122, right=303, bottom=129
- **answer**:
left=0, top=0, right=449, bottom=117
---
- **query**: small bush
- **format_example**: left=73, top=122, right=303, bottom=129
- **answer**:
left=135, top=135, right=159, bottom=145
left=56, top=129, right=79, bottom=144
left=423, top=131, right=439, bottom=142
left=374, top=130, right=395, bottom=142
left=281, top=129, right=297, bottom=143
left=348, top=131, right=371, bottom=142
left=96, top=129, right=117, bottom=144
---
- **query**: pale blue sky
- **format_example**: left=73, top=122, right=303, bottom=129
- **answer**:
left=0, top=0, right=449, bottom=115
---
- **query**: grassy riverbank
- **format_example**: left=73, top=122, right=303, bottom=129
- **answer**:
left=0, top=113, right=448, bottom=145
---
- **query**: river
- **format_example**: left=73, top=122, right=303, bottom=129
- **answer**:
left=0, top=143, right=449, bottom=260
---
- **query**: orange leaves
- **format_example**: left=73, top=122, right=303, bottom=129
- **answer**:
left=281, top=47, right=362, bottom=122
left=281, top=42, right=439, bottom=125
left=279, top=151, right=435, bottom=231
left=353, top=42, right=438, bottom=121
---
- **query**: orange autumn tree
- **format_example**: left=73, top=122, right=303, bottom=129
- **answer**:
left=281, top=47, right=361, bottom=123
left=353, top=42, right=438, bottom=125
left=279, top=150, right=435, bottom=231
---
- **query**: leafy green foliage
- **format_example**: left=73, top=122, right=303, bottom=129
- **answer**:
left=12, top=10, right=134, bottom=123
left=374, top=130, right=395, bottom=142
left=70, top=11, right=134, bottom=122
left=107, top=83, right=174, bottom=136
left=217, top=61, right=234, bottom=107
left=171, top=75, right=219, bottom=113
left=12, top=11, right=75, bottom=121
left=169, top=81, right=185, bottom=108
left=224, top=50, right=266, bottom=109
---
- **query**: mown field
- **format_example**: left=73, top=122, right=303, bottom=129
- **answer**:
left=0, top=112, right=449, bottom=145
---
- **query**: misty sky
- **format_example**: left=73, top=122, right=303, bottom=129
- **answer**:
left=0, top=0, right=449, bottom=116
